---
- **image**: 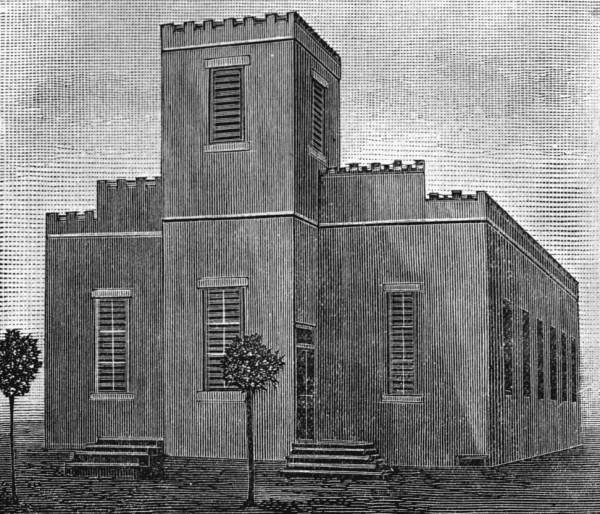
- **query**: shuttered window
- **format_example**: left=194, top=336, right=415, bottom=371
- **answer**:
left=571, top=337, right=578, bottom=402
left=311, top=79, right=325, bottom=153
left=387, top=291, right=417, bottom=395
left=210, top=67, right=244, bottom=143
left=537, top=319, right=544, bottom=399
left=549, top=326, right=558, bottom=400
left=502, top=300, right=513, bottom=395
left=561, top=332, right=568, bottom=403
left=204, top=287, right=244, bottom=390
left=95, top=297, right=129, bottom=393
left=522, top=310, right=531, bottom=397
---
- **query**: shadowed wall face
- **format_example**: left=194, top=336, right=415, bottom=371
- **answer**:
left=318, top=222, right=490, bottom=467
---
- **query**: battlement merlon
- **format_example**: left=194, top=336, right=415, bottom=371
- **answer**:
left=322, top=160, right=425, bottom=175
left=46, top=177, right=163, bottom=235
left=160, top=12, right=341, bottom=78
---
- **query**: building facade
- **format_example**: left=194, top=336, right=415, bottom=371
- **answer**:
left=45, top=12, right=580, bottom=467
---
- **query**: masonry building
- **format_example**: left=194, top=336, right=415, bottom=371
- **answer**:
left=45, top=12, right=580, bottom=470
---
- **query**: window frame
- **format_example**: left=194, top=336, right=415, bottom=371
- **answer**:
left=383, top=283, right=422, bottom=400
left=209, top=65, right=245, bottom=144
left=92, top=289, right=131, bottom=395
left=501, top=299, right=513, bottom=396
left=202, top=286, right=245, bottom=392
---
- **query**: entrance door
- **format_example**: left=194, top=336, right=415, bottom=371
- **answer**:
left=296, top=327, right=315, bottom=440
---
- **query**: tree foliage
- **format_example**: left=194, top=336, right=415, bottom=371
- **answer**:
left=222, top=333, right=285, bottom=392
left=0, top=329, right=42, bottom=399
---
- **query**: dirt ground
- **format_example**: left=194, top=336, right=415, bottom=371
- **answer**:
left=0, top=421, right=599, bottom=513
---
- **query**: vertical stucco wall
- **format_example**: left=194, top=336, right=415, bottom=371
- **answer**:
left=317, top=222, right=489, bottom=467
left=487, top=225, right=580, bottom=465
left=45, top=235, right=163, bottom=448
left=162, top=217, right=296, bottom=459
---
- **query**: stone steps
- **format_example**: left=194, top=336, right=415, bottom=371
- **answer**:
left=62, top=437, right=164, bottom=478
left=282, top=440, right=391, bottom=479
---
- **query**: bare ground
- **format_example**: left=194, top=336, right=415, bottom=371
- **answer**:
left=0, top=421, right=599, bottom=513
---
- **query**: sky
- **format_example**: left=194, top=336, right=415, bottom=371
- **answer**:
left=0, top=0, right=599, bottom=421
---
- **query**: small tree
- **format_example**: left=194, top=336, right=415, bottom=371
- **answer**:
left=0, top=329, right=42, bottom=504
left=222, top=333, right=284, bottom=508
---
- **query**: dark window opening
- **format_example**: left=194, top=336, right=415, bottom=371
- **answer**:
left=210, top=67, right=244, bottom=143
left=522, top=310, right=531, bottom=397
left=502, top=300, right=513, bottom=395
left=561, top=332, right=568, bottom=403
left=571, top=337, right=578, bottom=402
left=537, top=319, right=544, bottom=399
left=550, top=327, right=558, bottom=400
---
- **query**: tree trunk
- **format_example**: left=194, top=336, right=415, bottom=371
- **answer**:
left=9, top=395, right=17, bottom=503
left=244, top=390, right=255, bottom=508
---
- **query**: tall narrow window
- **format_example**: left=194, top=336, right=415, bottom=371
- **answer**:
left=502, top=300, right=513, bottom=395
left=571, top=337, right=578, bottom=402
left=311, top=79, right=325, bottom=153
left=522, top=310, right=531, bottom=397
left=561, top=332, right=568, bottom=402
left=549, top=327, right=558, bottom=400
left=296, top=327, right=315, bottom=440
left=94, top=294, right=130, bottom=393
left=387, top=291, right=417, bottom=395
left=537, top=320, right=544, bottom=399
left=210, top=67, right=244, bottom=143
left=204, top=287, right=244, bottom=390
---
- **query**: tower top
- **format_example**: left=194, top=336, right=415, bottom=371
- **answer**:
left=160, top=12, right=340, bottom=71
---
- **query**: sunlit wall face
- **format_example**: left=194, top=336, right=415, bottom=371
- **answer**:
left=1, top=1, right=598, bottom=421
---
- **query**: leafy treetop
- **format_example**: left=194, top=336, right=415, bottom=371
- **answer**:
left=0, top=329, right=42, bottom=398
left=222, top=334, right=285, bottom=392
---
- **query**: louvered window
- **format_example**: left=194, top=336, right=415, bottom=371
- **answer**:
left=561, top=332, right=568, bottom=402
left=537, top=319, right=544, bottom=399
left=571, top=337, right=578, bottom=402
left=502, top=300, right=513, bottom=395
left=210, top=67, right=244, bottom=143
left=95, top=297, right=129, bottom=393
left=522, top=310, right=531, bottom=397
left=204, top=287, right=244, bottom=390
left=311, top=79, right=325, bottom=153
left=550, top=326, right=558, bottom=400
left=387, top=291, right=417, bottom=395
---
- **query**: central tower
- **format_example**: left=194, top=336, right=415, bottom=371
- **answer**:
left=160, top=13, right=340, bottom=459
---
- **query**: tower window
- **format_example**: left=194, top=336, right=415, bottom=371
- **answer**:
left=210, top=67, right=244, bottom=143
left=311, top=78, right=325, bottom=153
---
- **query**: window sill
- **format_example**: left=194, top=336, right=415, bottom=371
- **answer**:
left=308, top=145, right=327, bottom=164
left=204, top=141, right=250, bottom=153
left=381, top=394, right=423, bottom=404
left=90, top=393, right=134, bottom=401
left=197, top=390, right=244, bottom=403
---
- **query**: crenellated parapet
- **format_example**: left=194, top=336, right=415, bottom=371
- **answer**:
left=427, top=190, right=478, bottom=201
left=160, top=11, right=340, bottom=76
left=323, top=160, right=425, bottom=175
left=46, top=210, right=98, bottom=235
left=47, top=177, right=163, bottom=235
